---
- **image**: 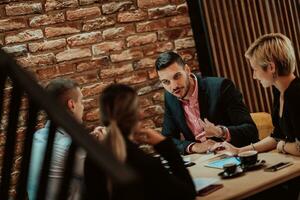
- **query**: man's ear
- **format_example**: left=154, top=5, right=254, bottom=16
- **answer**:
left=269, top=62, right=276, bottom=73
left=67, top=99, right=75, bottom=111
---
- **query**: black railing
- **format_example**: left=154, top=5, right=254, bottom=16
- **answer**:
left=0, top=49, right=137, bottom=200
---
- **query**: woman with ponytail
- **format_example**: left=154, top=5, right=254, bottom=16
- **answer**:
left=84, top=84, right=196, bottom=200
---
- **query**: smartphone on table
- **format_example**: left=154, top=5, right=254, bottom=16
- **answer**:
left=264, top=162, right=293, bottom=172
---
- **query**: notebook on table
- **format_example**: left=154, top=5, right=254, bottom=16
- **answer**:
left=205, top=157, right=241, bottom=169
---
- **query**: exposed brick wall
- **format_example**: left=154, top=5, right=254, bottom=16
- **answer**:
left=0, top=0, right=199, bottom=197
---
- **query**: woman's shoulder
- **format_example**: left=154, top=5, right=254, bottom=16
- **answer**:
left=285, top=77, right=300, bottom=99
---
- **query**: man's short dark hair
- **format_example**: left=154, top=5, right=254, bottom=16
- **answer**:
left=155, top=51, right=185, bottom=71
left=45, top=78, right=79, bottom=106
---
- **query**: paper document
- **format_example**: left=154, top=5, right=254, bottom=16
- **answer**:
left=193, top=177, right=219, bottom=191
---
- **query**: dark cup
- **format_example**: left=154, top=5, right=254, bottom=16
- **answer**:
left=223, top=163, right=237, bottom=174
left=238, top=150, right=258, bottom=167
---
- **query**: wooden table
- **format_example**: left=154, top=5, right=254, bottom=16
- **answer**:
left=186, top=152, right=300, bottom=200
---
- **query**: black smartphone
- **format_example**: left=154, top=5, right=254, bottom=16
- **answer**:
left=264, top=162, right=293, bottom=172
left=198, top=184, right=223, bottom=196
left=184, top=161, right=196, bottom=167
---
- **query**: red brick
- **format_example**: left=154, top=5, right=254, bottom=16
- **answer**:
left=117, top=10, right=147, bottom=22
left=133, top=57, right=156, bottom=69
left=148, top=68, right=158, bottom=79
left=137, top=0, right=169, bottom=8
left=148, top=5, right=177, bottom=19
left=158, top=28, right=187, bottom=41
left=170, top=0, right=185, bottom=4
left=76, top=58, right=109, bottom=72
left=187, top=28, right=193, bottom=36
left=177, top=49, right=196, bottom=61
left=83, top=98, right=98, bottom=111
left=29, top=12, right=65, bottom=27
left=45, top=24, right=81, bottom=38
left=5, top=29, right=43, bottom=44
left=92, top=40, right=125, bottom=55
left=66, top=7, right=101, bottom=21
left=57, top=63, right=76, bottom=75
left=102, top=1, right=134, bottom=14
left=71, top=71, right=99, bottom=84
left=100, top=63, right=133, bottom=78
left=45, top=0, right=78, bottom=12
left=152, top=91, right=164, bottom=102
left=153, top=115, right=164, bottom=127
left=111, top=49, right=143, bottom=62
left=0, top=18, right=26, bottom=32
left=81, top=82, right=113, bottom=97
left=116, top=71, right=148, bottom=84
left=175, top=37, right=195, bottom=50
left=103, top=25, right=135, bottom=40
left=176, top=3, right=188, bottom=14
left=168, top=15, right=190, bottom=27
left=28, top=39, right=66, bottom=53
left=136, top=19, right=167, bottom=32
left=36, top=66, right=58, bottom=80
left=127, top=33, right=157, bottom=47
left=139, top=96, right=153, bottom=107
left=56, top=48, right=91, bottom=62
left=2, top=44, right=27, bottom=56
left=187, top=58, right=200, bottom=70
left=67, top=31, right=102, bottom=47
left=84, top=108, right=100, bottom=122
left=143, top=105, right=164, bottom=118
left=5, top=2, right=42, bottom=16
left=17, top=53, right=56, bottom=67
left=79, top=0, right=97, bottom=5
left=83, top=16, right=115, bottom=31
left=0, top=35, right=4, bottom=46
left=143, top=41, right=173, bottom=56
left=140, top=119, right=156, bottom=128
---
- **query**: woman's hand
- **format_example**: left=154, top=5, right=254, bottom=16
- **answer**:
left=133, top=128, right=165, bottom=145
left=222, top=142, right=240, bottom=155
left=210, top=141, right=240, bottom=155
left=90, top=126, right=107, bottom=141
left=276, top=140, right=286, bottom=153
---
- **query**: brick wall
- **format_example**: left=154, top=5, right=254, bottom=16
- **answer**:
left=0, top=0, right=199, bottom=197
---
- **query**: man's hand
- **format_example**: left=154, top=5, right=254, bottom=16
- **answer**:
left=200, top=118, right=224, bottom=138
left=191, top=139, right=216, bottom=153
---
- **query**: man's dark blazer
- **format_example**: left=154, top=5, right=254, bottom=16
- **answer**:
left=162, top=75, right=259, bottom=154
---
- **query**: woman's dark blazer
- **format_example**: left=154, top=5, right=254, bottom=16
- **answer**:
left=84, top=138, right=197, bottom=200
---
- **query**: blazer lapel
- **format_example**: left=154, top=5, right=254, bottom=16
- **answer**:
left=169, top=94, right=194, bottom=140
left=197, top=75, right=209, bottom=119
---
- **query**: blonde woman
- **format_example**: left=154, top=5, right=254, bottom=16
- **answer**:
left=84, top=84, right=196, bottom=200
left=215, top=33, right=300, bottom=157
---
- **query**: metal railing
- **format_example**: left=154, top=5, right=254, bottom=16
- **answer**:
left=0, top=49, right=137, bottom=200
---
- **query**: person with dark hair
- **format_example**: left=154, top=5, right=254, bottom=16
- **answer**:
left=156, top=51, right=258, bottom=154
left=27, top=78, right=85, bottom=200
left=84, top=84, right=196, bottom=200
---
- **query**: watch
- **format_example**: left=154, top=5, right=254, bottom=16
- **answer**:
left=219, top=126, right=227, bottom=139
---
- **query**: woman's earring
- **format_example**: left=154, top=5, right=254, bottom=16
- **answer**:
left=272, top=72, right=278, bottom=79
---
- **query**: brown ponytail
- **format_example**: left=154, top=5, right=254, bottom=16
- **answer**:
left=105, top=120, right=127, bottom=162
left=100, top=84, right=139, bottom=163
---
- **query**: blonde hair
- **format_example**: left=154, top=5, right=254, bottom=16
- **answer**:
left=100, top=84, right=139, bottom=162
left=245, top=33, right=296, bottom=76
